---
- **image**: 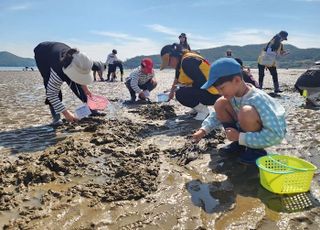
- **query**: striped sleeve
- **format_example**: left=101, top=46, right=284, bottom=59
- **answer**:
left=46, top=68, right=66, bottom=113
left=129, top=69, right=143, bottom=94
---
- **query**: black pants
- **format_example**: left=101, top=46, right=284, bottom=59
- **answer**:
left=175, top=87, right=220, bottom=108
left=125, top=79, right=156, bottom=100
left=107, top=64, right=116, bottom=80
left=35, top=54, right=87, bottom=119
left=258, top=64, right=280, bottom=91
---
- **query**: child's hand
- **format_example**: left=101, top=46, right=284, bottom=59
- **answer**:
left=192, top=129, right=206, bottom=142
left=225, top=128, right=240, bottom=141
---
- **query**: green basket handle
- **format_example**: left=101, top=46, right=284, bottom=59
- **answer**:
left=268, top=155, right=312, bottom=171
left=257, top=155, right=314, bottom=174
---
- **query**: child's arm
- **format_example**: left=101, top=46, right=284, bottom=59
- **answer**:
left=192, top=111, right=222, bottom=141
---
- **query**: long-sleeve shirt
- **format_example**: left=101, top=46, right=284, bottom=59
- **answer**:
left=201, top=85, right=286, bottom=149
left=106, top=53, right=118, bottom=65
left=46, top=68, right=66, bottom=113
left=125, top=67, right=154, bottom=93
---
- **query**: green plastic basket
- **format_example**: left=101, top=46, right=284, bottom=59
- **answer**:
left=256, top=155, right=317, bottom=194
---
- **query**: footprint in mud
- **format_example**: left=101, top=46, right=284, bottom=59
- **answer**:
left=186, top=180, right=220, bottom=213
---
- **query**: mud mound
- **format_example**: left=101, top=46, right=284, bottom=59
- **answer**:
left=129, top=104, right=177, bottom=120
left=164, top=131, right=225, bottom=165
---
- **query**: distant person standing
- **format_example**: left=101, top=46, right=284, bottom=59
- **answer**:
left=113, top=60, right=124, bottom=82
left=295, top=61, right=320, bottom=107
left=34, top=42, right=94, bottom=125
left=257, top=31, right=289, bottom=93
left=179, top=33, right=191, bottom=51
left=106, top=49, right=119, bottom=81
left=226, top=49, right=233, bottom=57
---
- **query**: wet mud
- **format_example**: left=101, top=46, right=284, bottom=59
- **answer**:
left=0, top=69, right=320, bottom=229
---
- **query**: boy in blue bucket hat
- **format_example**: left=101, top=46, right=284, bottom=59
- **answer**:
left=192, top=58, right=286, bottom=164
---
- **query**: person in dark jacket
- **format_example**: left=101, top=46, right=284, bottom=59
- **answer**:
left=295, top=61, right=320, bottom=107
left=34, top=42, right=94, bottom=125
left=179, top=33, right=191, bottom=51
left=160, top=43, right=220, bottom=120
left=234, top=58, right=260, bottom=88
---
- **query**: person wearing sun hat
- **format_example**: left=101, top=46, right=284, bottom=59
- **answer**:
left=124, top=58, right=157, bottom=103
left=257, top=30, right=289, bottom=93
left=34, top=41, right=95, bottom=125
left=192, top=57, right=286, bottom=164
left=160, top=43, right=220, bottom=120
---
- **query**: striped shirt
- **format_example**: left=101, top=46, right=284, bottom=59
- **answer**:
left=46, top=68, right=66, bottom=113
left=126, top=67, right=154, bottom=93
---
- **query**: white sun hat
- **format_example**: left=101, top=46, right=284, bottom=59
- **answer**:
left=63, top=52, right=94, bottom=85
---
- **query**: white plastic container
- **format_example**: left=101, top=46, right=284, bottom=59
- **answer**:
left=157, top=93, right=169, bottom=102
left=75, top=104, right=92, bottom=119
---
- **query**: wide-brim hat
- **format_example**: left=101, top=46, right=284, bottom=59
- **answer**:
left=63, top=52, right=93, bottom=85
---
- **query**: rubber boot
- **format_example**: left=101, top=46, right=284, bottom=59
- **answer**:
left=193, top=103, right=209, bottom=120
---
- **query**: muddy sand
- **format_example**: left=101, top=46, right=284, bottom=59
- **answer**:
left=0, top=69, right=319, bottom=229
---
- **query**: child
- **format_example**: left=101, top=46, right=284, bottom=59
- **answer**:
left=124, top=58, right=157, bottom=103
left=193, top=58, right=286, bottom=164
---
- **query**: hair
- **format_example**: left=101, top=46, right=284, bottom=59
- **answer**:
left=60, top=48, right=79, bottom=68
left=212, top=73, right=242, bottom=87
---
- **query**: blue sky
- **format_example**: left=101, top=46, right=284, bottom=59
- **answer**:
left=0, top=0, right=319, bottom=61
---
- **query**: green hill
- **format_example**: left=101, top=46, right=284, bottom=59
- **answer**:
left=0, top=51, right=35, bottom=67
left=123, top=44, right=320, bottom=69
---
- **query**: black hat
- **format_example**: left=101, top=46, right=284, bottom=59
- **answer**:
left=160, top=43, right=183, bottom=70
left=279, top=31, right=288, bottom=40
left=179, top=33, right=186, bottom=38
left=112, top=49, right=117, bottom=54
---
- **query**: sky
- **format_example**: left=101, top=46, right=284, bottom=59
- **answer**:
left=0, top=0, right=319, bottom=61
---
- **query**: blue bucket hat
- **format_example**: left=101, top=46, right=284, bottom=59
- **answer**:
left=201, top=58, right=241, bottom=89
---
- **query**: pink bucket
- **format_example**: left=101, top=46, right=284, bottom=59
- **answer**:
left=87, top=95, right=109, bottom=110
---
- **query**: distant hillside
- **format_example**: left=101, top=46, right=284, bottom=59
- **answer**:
left=123, top=44, right=320, bottom=69
left=0, top=51, right=35, bottom=67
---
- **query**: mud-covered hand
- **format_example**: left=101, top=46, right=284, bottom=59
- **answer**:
left=168, top=89, right=175, bottom=101
left=138, top=91, right=146, bottom=100
left=192, top=129, right=206, bottom=142
left=62, top=110, right=78, bottom=122
left=225, top=128, right=240, bottom=142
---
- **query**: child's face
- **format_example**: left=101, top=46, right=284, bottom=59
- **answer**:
left=216, top=77, right=241, bottom=100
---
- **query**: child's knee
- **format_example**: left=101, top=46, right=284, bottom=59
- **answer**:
left=238, top=105, right=262, bottom=131
left=213, top=97, right=229, bottom=112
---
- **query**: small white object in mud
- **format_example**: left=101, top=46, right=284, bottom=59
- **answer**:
left=157, top=93, right=169, bottom=102
left=75, top=104, right=92, bottom=119
left=186, top=180, right=219, bottom=213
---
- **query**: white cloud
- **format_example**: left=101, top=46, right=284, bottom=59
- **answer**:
left=146, top=24, right=178, bottom=36
left=7, top=3, right=31, bottom=11
left=222, top=29, right=275, bottom=45
left=91, top=31, right=149, bottom=43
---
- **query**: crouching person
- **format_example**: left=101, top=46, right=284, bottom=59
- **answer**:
left=193, top=58, right=286, bottom=164
left=160, top=43, right=220, bottom=120
left=124, top=58, right=157, bottom=103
